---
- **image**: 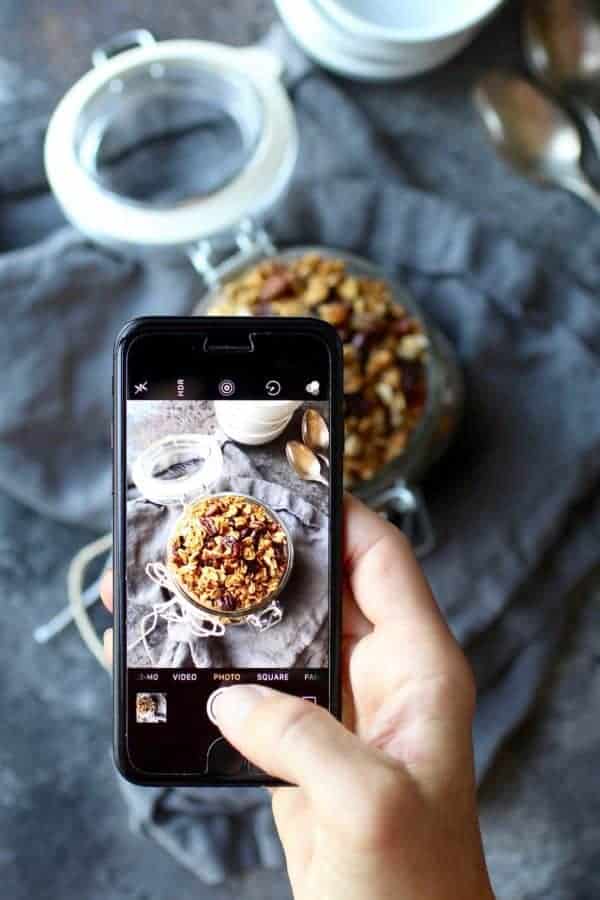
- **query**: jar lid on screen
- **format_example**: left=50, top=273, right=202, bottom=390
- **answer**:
left=131, top=433, right=223, bottom=506
left=44, top=32, right=297, bottom=256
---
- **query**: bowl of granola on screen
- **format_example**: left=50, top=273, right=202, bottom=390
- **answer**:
left=166, top=493, right=293, bottom=620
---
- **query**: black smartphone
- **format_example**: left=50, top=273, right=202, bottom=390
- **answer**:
left=113, top=317, right=343, bottom=786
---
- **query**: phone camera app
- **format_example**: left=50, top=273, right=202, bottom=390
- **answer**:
left=218, top=379, right=236, bottom=397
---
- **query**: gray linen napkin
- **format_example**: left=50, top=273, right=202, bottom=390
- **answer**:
left=3, top=22, right=600, bottom=883
left=117, top=778, right=284, bottom=885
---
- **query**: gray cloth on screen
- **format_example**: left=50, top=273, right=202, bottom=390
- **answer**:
left=3, top=20, right=600, bottom=884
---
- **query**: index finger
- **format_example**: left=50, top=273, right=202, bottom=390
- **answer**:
left=343, top=496, right=476, bottom=788
left=344, top=494, right=445, bottom=633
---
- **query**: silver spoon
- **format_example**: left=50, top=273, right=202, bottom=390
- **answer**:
left=474, top=71, right=600, bottom=213
left=301, top=408, right=330, bottom=467
left=286, top=440, right=329, bottom=486
left=523, top=0, right=600, bottom=153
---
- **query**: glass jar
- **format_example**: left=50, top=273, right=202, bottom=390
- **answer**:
left=45, top=30, right=463, bottom=555
left=130, top=433, right=292, bottom=636
left=197, top=245, right=463, bottom=555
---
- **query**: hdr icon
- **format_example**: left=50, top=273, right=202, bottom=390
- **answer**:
left=176, top=379, right=185, bottom=398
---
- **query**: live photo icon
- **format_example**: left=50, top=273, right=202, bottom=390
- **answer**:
left=305, top=380, right=320, bottom=396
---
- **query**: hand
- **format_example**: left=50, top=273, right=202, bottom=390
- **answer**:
left=102, top=496, right=494, bottom=900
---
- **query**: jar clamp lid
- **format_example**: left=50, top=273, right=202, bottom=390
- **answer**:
left=44, top=31, right=298, bottom=271
left=131, top=433, right=223, bottom=505
left=130, top=433, right=290, bottom=634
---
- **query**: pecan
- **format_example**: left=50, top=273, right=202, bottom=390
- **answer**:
left=199, top=516, right=219, bottom=536
left=260, top=271, right=296, bottom=302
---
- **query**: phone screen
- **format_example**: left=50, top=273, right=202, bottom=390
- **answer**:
left=117, top=323, right=340, bottom=781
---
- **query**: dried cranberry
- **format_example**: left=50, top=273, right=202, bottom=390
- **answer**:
left=390, top=317, right=416, bottom=337
left=351, top=323, right=385, bottom=356
left=345, top=394, right=374, bottom=418
left=274, top=544, right=287, bottom=563
left=399, top=361, right=422, bottom=394
left=218, top=593, right=239, bottom=612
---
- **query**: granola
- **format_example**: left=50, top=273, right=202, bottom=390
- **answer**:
left=136, top=695, right=157, bottom=717
left=167, top=494, right=289, bottom=614
left=208, top=253, right=428, bottom=487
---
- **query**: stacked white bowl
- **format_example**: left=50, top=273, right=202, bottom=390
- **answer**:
left=273, top=0, right=506, bottom=81
left=215, top=400, right=302, bottom=446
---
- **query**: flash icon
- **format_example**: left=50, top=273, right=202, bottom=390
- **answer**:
left=305, top=380, right=320, bottom=396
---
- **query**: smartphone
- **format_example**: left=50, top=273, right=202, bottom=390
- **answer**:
left=113, top=317, right=343, bottom=786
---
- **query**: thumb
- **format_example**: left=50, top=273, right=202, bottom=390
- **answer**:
left=208, top=685, right=402, bottom=806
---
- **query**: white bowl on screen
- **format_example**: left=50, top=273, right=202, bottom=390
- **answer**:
left=214, top=399, right=302, bottom=445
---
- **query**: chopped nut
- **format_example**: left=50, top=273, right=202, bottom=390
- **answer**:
left=366, top=348, right=394, bottom=378
left=381, top=366, right=402, bottom=389
left=344, top=367, right=363, bottom=394
left=304, top=277, right=330, bottom=306
left=344, top=433, right=362, bottom=457
left=375, top=381, right=395, bottom=406
left=319, top=301, right=350, bottom=327
left=397, top=333, right=429, bottom=360
left=386, top=430, right=408, bottom=460
left=338, top=277, right=359, bottom=300
left=271, top=299, right=307, bottom=316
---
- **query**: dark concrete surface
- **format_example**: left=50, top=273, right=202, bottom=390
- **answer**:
left=1, top=2, right=600, bottom=899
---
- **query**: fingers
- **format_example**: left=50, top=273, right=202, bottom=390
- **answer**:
left=344, top=494, right=443, bottom=631
left=342, top=581, right=371, bottom=640
left=209, top=685, right=411, bottom=819
left=270, top=789, right=312, bottom=881
left=103, top=628, right=113, bottom=666
left=101, top=572, right=113, bottom=667
left=101, top=569, right=113, bottom=613
left=343, top=496, right=476, bottom=791
left=344, top=493, right=463, bottom=678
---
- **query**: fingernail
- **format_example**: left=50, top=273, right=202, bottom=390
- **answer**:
left=207, top=684, right=271, bottom=728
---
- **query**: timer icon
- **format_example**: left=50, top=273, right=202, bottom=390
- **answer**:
left=265, top=380, right=281, bottom=397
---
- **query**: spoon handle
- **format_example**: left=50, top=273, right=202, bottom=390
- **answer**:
left=556, top=171, right=600, bottom=215
left=573, top=99, right=600, bottom=160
